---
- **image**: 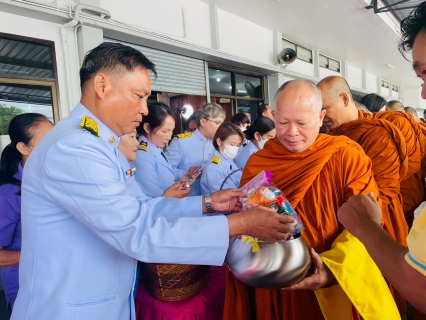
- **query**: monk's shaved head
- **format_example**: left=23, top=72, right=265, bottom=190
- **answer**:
left=275, top=79, right=322, bottom=114
left=386, top=100, right=405, bottom=111
left=274, top=79, right=326, bottom=153
left=317, top=76, right=359, bottom=130
left=317, top=76, right=353, bottom=102
left=405, top=106, right=421, bottom=123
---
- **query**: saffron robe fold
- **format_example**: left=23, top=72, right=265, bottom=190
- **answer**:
left=329, top=118, right=408, bottom=246
left=223, top=134, right=378, bottom=320
left=360, top=111, right=426, bottom=218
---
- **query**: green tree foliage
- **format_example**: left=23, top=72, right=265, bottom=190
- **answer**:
left=0, top=104, right=24, bottom=135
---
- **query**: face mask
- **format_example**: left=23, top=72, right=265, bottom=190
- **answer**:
left=258, top=138, right=268, bottom=150
left=221, top=144, right=239, bottom=160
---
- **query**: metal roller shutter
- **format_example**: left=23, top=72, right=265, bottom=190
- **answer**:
left=104, top=39, right=206, bottom=96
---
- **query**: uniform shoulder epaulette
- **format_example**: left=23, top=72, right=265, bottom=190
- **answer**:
left=177, top=132, right=193, bottom=140
left=211, top=156, right=221, bottom=165
left=138, top=140, right=148, bottom=152
left=80, top=115, right=100, bottom=137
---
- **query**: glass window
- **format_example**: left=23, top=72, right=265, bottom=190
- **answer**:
left=235, top=74, right=262, bottom=98
left=329, top=59, right=340, bottom=72
left=208, top=68, right=232, bottom=96
left=381, top=80, right=389, bottom=88
left=319, top=55, right=328, bottom=68
left=0, top=37, right=54, bottom=80
left=282, top=39, right=296, bottom=52
left=0, top=82, right=54, bottom=134
left=237, top=100, right=258, bottom=123
left=297, top=46, right=312, bottom=63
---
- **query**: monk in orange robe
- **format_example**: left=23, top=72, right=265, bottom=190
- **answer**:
left=359, top=110, right=426, bottom=227
left=223, top=79, right=378, bottom=320
left=318, top=76, right=409, bottom=318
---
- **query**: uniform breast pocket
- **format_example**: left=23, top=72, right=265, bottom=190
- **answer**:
left=65, top=293, right=117, bottom=307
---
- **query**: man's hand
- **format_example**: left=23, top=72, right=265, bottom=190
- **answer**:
left=337, top=192, right=382, bottom=238
left=162, top=183, right=191, bottom=198
left=282, top=247, right=335, bottom=291
left=227, top=207, right=296, bottom=241
left=210, top=189, right=244, bottom=212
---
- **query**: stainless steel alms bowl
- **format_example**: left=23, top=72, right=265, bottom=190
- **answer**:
left=227, top=235, right=312, bottom=289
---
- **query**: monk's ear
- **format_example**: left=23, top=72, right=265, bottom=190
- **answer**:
left=341, top=93, right=350, bottom=107
left=319, top=109, right=326, bottom=124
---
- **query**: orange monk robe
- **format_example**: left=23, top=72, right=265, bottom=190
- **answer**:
left=223, top=134, right=378, bottom=320
left=329, top=118, right=408, bottom=246
left=360, top=111, right=426, bottom=220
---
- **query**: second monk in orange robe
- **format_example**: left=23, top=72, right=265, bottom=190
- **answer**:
left=318, top=76, right=409, bottom=318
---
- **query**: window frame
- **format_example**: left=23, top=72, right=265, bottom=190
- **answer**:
left=0, top=32, right=60, bottom=123
left=207, top=63, right=266, bottom=115
left=392, top=84, right=399, bottom=93
left=381, top=79, right=390, bottom=89
left=282, top=38, right=313, bottom=64
left=319, top=54, right=340, bottom=72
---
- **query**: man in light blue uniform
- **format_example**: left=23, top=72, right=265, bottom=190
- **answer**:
left=12, top=43, right=295, bottom=320
left=166, top=103, right=225, bottom=196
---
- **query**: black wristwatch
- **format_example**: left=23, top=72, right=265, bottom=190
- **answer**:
left=205, top=194, right=214, bottom=214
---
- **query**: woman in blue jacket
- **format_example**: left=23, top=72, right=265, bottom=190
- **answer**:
left=133, top=103, right=190, bottom=198
left=234, top=116, right=275, bottom=169
left=201, top=123, right=245, bottom=195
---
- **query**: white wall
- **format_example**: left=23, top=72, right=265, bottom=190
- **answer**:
left=319, top=67, right=340, bottom=80
left=217, top=9, right=274, bottom=65
left=100, top=0, right=212, bottom=49
left=366, top=72, right=378, bottom=93
left=347, top=64, right=362, bottom=89
left=285, top=59, right=315, bottom=77
left=402, top=86, right=422, bottom=109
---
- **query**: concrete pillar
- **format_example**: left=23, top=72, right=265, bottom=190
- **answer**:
left=313, top=50, right=320, bottom=79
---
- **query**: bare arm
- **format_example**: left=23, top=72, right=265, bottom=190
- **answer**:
left=0, top=246, right=20, bottom=268
left=338, top=193, right=426, bottom=313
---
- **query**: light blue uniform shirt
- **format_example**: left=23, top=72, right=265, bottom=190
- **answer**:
left=166, top=129, right=215, bottom=196
left=234, top=140, right=259, bottom=169
left=200, top=150, right=242, bottom=195
left=12, top=103, right=229, bottom=320
left=131, top=137, right=176, bottom=198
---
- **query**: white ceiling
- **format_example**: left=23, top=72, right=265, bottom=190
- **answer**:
left=199, top=0, right=421, bottom=88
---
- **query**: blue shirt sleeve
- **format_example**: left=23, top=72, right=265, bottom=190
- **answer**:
left=134, top=152, right=165, bottom=198
left=0, top=195, right=19, bottom=247
left=201, top=164, right=226, bottom=194
left=41, top=134, right=229, bottom=265
left=165, top=138, right=187, bottom=180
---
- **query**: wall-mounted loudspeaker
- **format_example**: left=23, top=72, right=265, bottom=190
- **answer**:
left=278, top=48, right=297, bottom=65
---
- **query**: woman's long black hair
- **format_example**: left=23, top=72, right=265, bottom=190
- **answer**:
left=0, top=113, right=50, bottom=191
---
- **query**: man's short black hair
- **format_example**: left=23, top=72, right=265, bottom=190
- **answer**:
left=79, top=42, right=157, bottom=90
left=257, top=102, right=268, bottom=118
left=398, top=2, right=426, bottom=58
